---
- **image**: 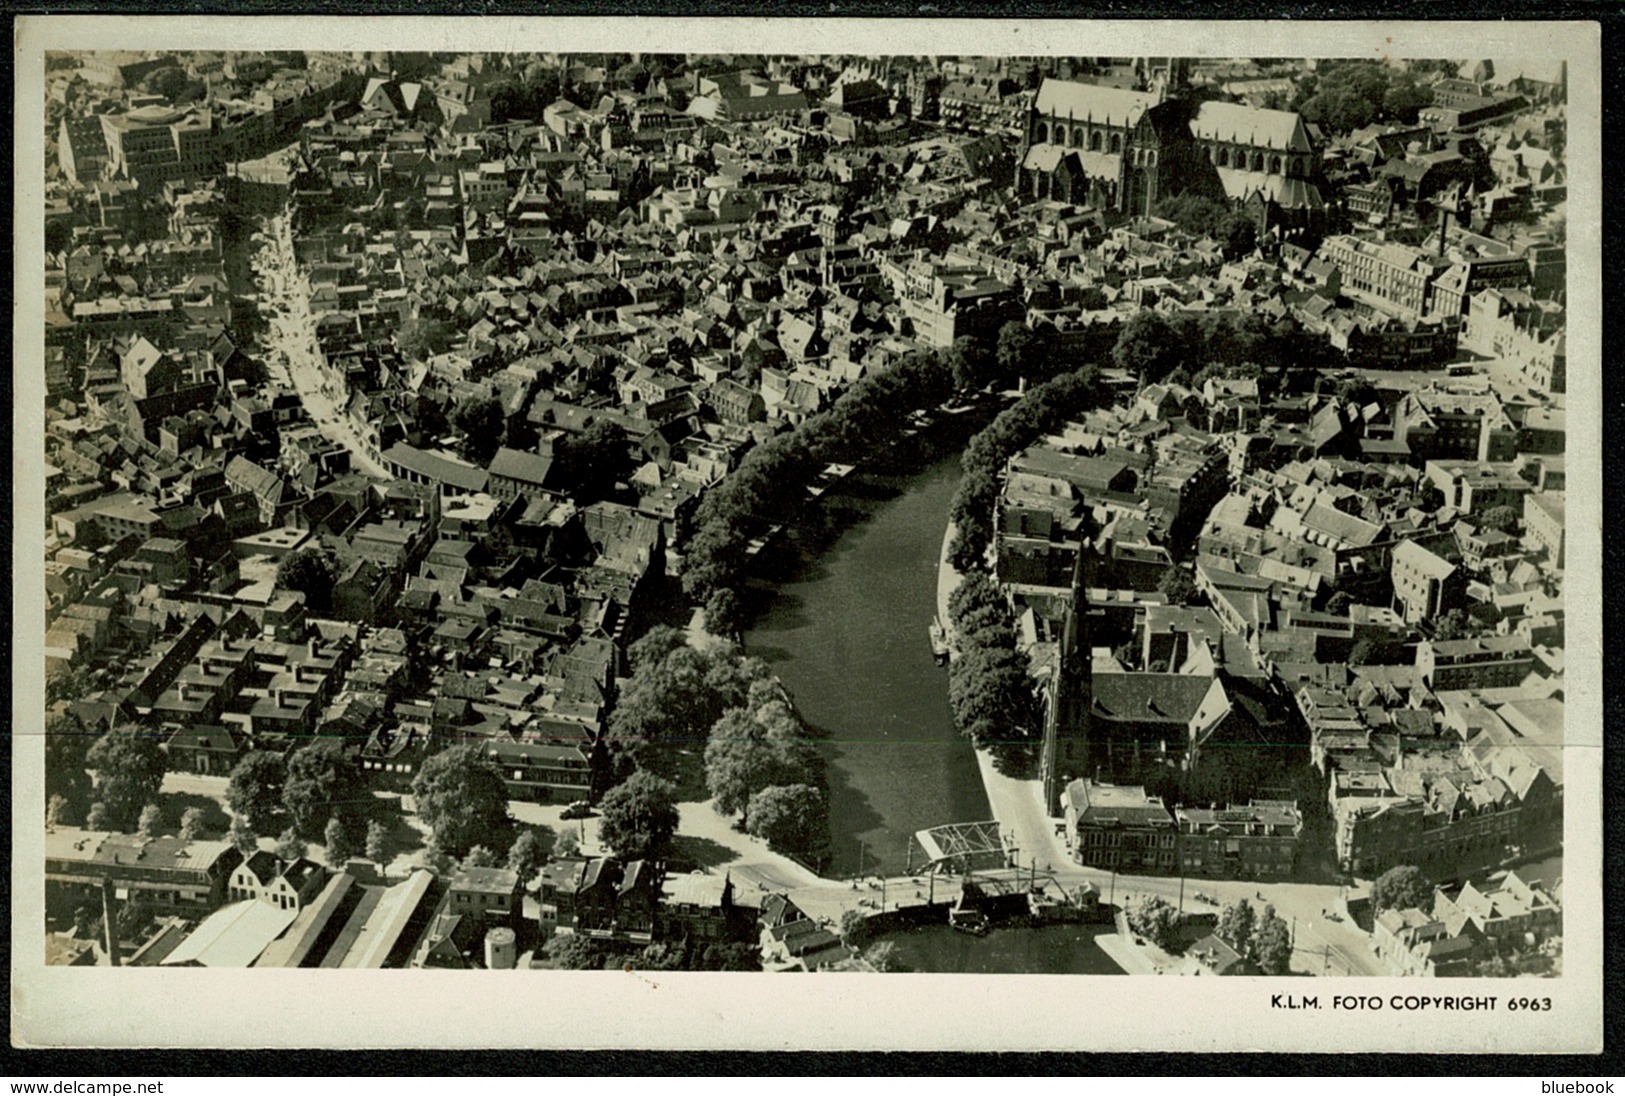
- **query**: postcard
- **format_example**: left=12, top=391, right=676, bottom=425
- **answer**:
left=11, top=15, right=1602, bottom=1053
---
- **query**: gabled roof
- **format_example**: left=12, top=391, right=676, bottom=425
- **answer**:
left=1034, top=80, right=1156, bottom=128
left=1191, top=101, right=1312, bottom=152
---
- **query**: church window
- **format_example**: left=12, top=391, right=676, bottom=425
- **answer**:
left=1218, top=147, right=1230, bottom=167
left=1147, top=150, right=1157, bottom=167
left=1035, top=121, right=1049, bottom=144
left=1089, top=130, right=1102, bottom=152
left=1270, top=155, right=1283, bottom=174
left=1110, top=133, right=1122, bottom=153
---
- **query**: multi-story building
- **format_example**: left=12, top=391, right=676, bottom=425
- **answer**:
left=46, top=829, right=242, bottom=918
left=1416, top=636, right=1537, bottom=692
left=1524, top=491, right=1566, bottom=568
left=1390, top=538, right=1464, bottom=625
left=1174, top=800, right=1303, bottom=879
left=1064, top=779, right=1178, bottom=873
left=1424, top=459, right=1533, bottom=516
left=100, top=105, right=222, bottom=186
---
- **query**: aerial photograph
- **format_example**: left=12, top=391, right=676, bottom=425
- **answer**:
left=39, top=48, right=1568, bottom=978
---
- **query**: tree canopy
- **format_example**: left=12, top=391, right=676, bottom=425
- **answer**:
left=1253, top=903, right=1294, bottom=975
left=282, top=741, right=366, bottom=840
left=703, top=707, right=819, bottom=823
left=1372, top=864, right=1434, bottom=913
left=410, top=743, right=514, bottom=858
left=743, top=783, right=827, bottom=860
left=453, top=396, right=506, bottom=464
left=1217, top=899, right=1257, bottom=955
left=275, top=550, right=336, bottom=615
left=596, top=770, right=680, bottom=862
left=86, top=730, right=167, bottom=832
left=45, top=710, right=94, bottom=826
left=226, top=751, right=287, bottom=832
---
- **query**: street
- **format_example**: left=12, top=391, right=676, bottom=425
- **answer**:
left=250, top=213, right=392, bottom=480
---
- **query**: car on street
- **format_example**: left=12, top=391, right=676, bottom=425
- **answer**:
left=560, top=801, right=594, bottom=821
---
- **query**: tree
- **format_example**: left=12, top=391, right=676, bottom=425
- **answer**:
left=365, top=818, right=390, bottom=869
left=1125, top=893, right=1181, bottom=951
left=744, top=783, right=826, bottom=859
left=704, top=709, right=817, bottom=823
left=411, top=744, right=514, bottom=858
left=178, top=807, right=207, bottom=841
left=395, top=316, right=452, bottom=360
left=1433, top=608, right=1473, bottom=641
left=554, top=828, right=581, bottom=859
left=597, top=770, right=680, bottom=861
left=1372, top=864, right=1434, bottom=913
left=1350, top=637, right=1406, bottom=666
left=45, top=710, right=93, bottom=824
left=226, top=751, right=287, bottom=832
left=627, top=625, right=688, bottom=674
left=544, top=933, right=604, bottom=970
left=1217, top=899, right=1257, bottom=955
left=275, top=550, right=336, bottom=614
left=1157, top=566, right=1199, bottom=607
left=1480, top=505, right=1519, bottom=533
left=839, top=908, right=870, bottom=948
left=86, top=801, right=110, bottom=831
left=1252, top=904, right=1293, bottom=975
left=229, top=814, right=259, bottom=857
left=995, top=321, right=1041, bottom=384
left=116, top=898, right=155, bottom=945
left=704, top=587, right=748, bottom=639
left=140, top=64, right=188, bottom=102
left=85, top=730, right=166, bottom=832
left=282, top=742, right=365, bottom=840
left=453, top=396, right=506, bottom=464
left=946, top=336, right=997, bottom=392
left=507, top=829, right=549, bottom=889
left=1326, top=591, right=1353, bottom=615
left=555, top=417, right=630, bottom=501
left=46, top=794, right=70, bottom=829
left=325, top=815, right=359, bottom=864
left=274, top=828, right=308, bottom=862
left=46, top=663, right=96, bottom=706
left=463, top=845, right=497, bottom=869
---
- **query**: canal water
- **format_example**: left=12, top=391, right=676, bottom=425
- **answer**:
left=743, top=444, right=990, bottom=878
left=740, top=426, right=1130, bottom=975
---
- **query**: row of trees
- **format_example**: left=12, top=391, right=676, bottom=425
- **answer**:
left=947, top=363, right=1113, bottom=571
left=225, top=741, right=374, bottom=855
left=682, top=348, right=958, bottom=633
left=945, top=571, right=1041, bottom=776
left=543, top=931, right=760, bottom=972
left=1109, top=308, right=1330, bottom=388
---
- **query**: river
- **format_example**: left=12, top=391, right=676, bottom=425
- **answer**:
left=743, top=443, right=990, bottom=878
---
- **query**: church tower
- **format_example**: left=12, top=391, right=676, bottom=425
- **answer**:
left=1040, top=545, right=1095, bottom=814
